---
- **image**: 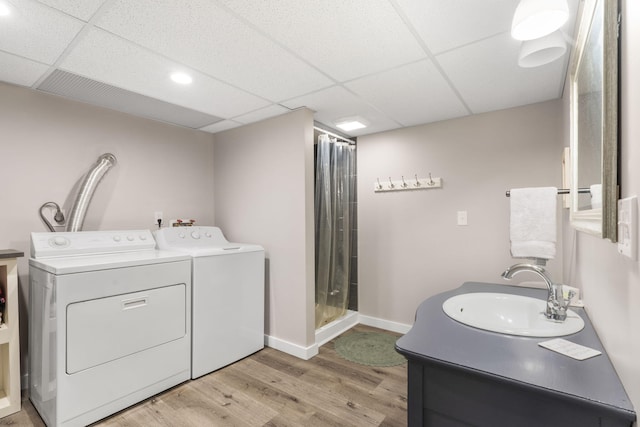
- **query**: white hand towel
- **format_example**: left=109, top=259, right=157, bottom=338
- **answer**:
left=590, top=184, right=602, bottom=209
left=510, top=187, right=557, bottom=260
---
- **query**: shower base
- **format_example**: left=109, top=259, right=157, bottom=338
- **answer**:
left=315, top=310, right=358, bottom=347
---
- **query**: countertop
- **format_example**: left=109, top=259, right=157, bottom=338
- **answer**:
left=396, top=282, right=636, bottom=422
left=0, top=250, right=24, bottom=259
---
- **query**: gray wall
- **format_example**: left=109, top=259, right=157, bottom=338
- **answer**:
left=0, top=82, right=215, bottom=376
left=357, top=100, right=565, bottom=326
left=561, top=0, right=640, bottom=413
left=3, top=5, right=638, bottom=412
left=213, top=109, right=317, bottom=356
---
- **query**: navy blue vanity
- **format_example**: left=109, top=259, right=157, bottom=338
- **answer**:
left=395, top=282, right=636, bottom=427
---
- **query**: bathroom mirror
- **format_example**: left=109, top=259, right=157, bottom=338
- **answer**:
left=569, top=0, right=619, bottom=241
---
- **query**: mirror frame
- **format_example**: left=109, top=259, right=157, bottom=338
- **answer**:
left=569, top=0, right=620, bottom=242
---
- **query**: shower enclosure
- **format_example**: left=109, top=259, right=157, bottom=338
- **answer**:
left=314, top=130, right=357, bottom=329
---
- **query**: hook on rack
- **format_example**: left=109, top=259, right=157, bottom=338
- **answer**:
left=401, top=176, right=408, bottom=188
left=388, top=177, right=395, bottom=189
left=427, top=173, right=435, bottom=186
left=414, top=174, right=421, bottom=187
left=376, top=178, right=383, bottom=190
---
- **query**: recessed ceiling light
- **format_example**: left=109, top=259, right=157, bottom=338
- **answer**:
left=335, top=117, right=368, bottom=132
left=0, top=3, right=11, bottom=16
left=170, top=72, right=193, bottom=85
left=511, top=0, right=569, bottom=41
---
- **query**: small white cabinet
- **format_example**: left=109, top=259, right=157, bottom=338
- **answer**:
left=0, top=250, right=22, bottom=418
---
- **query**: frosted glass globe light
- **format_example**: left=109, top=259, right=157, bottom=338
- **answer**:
left=518, top=30, right=567, bottom=68
left=511, top=0, right=569, bottom=41
left=0, top=3, right=11, bottom=16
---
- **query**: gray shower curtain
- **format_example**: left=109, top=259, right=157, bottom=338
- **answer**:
left=315, top=134, right=355, bottom=328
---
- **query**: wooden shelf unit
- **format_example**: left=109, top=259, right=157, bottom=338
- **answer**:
left=0, top=250, right=23, bottom=418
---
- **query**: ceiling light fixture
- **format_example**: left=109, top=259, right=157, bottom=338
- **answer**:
left=511, top=0, right=569, bottom=41
left=518, top=30, right=567, bottom=68
left=0, top=2, right=11, bottom=16
left=170, top=72, right=193, bottom=85
left=335, top=117, right=368, bottom=132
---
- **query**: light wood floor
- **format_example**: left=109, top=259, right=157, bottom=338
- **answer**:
left=2, top=325, right=408, bottom=426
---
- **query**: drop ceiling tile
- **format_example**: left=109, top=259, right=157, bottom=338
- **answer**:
left=233, top=104, right=291, bottom=125
left=394, top=0, right=516, bottom=54
left=95, top=0, right=333, bottom=101
left=282, top=86, right=400, bottom=137
left=0, top=51, right=50, bottom=86
left=200, top=120, right=242, bottom=134
left=35, top=0, right=107, bottom=21
left=0, top=0, right=84, bottom=64
left=437, top=33, right=567, bottom=114
left=217, top=0, right=426, bottom=82
left=346, top=60, right=469, bottom=127
left=58, top=28, right=270, bottom=118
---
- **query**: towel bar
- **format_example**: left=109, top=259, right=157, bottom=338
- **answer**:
left=505, top=188, right=591, bottom=197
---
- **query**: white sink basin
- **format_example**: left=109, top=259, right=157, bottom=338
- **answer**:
left=442, top=293, right=585, bottom=337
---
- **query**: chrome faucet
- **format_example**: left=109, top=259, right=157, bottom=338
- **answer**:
left=501, top=263, right=574, bottom=322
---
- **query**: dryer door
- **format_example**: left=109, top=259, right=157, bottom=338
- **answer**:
left=66, top=283, right=186, bottom=374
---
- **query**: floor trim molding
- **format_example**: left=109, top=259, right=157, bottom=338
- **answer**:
left=264, top=335, right=318, bottom=360
left=264, top=313, right=412, bottom=360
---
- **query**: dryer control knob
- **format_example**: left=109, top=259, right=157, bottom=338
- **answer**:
left=205, top=232, right=212, bottom=238
left=51, top=236, right=69, bottom=247
left=179, top=233, right=185, bottom=239
left=191, top=232, right=201, bottom=239
left=113, top=235, right=121, bottom=242
left=139, top=234, right=147, bottom=241
left=127, top=235, right=135, bottom=241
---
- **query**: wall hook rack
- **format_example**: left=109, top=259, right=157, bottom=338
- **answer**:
left=374, top=174, right=443, bottom=193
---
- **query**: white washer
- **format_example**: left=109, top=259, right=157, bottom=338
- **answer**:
left=29, top=230, right=192, bottom=427
left=154, top=226, right=264, bottom=379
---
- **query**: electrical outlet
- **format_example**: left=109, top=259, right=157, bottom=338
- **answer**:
left=154, top=211, right=163, bottom=226
left=52, top=208, right=66, bottom=225
left=617, top=197, right=637, bottom=260
left=43, top=205, right=65, bottom=227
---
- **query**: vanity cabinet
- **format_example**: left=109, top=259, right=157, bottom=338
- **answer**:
left=0, top=250, right=23, bottom=418
left=396, top=282, right=636, bottom=427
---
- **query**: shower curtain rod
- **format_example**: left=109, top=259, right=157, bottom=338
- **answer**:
left=313, top=126, right=356, bottom=144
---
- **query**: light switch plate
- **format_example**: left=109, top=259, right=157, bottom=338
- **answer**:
left=617, top=196, right=637, bottom=260
left=457, top=211, right=468, bottom=226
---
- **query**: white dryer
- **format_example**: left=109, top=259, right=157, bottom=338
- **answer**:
left=29, top=230, right=192, bottom=427
left=154, top=226, right=264, bottom=378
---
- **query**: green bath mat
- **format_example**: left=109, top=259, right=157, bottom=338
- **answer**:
left=334, top=332, right=406, bottom=367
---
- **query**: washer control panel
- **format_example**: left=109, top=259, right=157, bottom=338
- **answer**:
left=154, top=226, right=227, bottom=248
left=31, top=230, right=156, bottom=258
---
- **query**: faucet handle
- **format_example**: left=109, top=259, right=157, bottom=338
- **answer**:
left=559, top=284, right=578, bottom=306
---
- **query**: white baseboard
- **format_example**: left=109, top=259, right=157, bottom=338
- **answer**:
left=358, top=314, right=412, bottom=334
left=265, top=313, right=412, bottom=360
left=264, top=334, right=318, bottom=360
